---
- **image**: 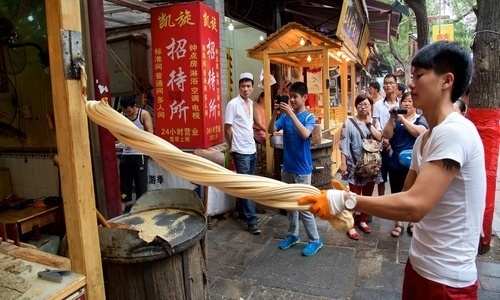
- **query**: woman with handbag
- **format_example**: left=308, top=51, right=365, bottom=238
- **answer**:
left=383, top=92, right=428, bottom=237
left=339, top=93, right=382, bottom=240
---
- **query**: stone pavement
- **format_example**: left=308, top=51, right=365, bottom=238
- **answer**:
left=206, top=167, right=500, bottom=299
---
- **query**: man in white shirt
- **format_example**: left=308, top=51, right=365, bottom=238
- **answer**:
left=373, top=74, right=399, bottom=198
left=224, top=72, right=260, bottom=234
left=368, top=81, right=383, bottom=103
left=300, top=41, right=485, bottom=299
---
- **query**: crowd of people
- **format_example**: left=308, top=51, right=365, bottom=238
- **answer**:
left=119, top=41, right=482, bottom=299
left=299, top=41, right=483, bottom=298
left=225, top=41, right=483, bottom=299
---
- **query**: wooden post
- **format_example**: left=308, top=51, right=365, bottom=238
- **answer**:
left=322, top=48, right=330, bottom=130
left=350, top=63, right=356, bottom=111
left=263, top=52, right=274, bottom=176
left=340, top=59, right=348, bottom=120
left=45, top=0, right=105, bottom=298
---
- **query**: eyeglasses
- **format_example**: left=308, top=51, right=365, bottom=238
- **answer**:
left=357, top=103, right=370, bottom=108
left=383, top=82, right=396, bottom=85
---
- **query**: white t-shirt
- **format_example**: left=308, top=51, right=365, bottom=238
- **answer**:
left=409, top=112, right=486, bottom=287
left=373, top=98, right=399, bottom=128
left=225, top=94, right=256, bottom=154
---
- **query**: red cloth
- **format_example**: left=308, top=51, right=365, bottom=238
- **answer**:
left=402, top=259, right=478, bottom=299
left=467, top=108, right=500, bottom=251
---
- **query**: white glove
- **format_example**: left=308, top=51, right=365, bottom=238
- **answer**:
left=326, top=190, right=346, bottom=215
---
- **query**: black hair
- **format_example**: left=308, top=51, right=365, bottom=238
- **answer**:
left=120, top=95, right=136, bottom=108
left=455, top=98, right=467, bottom=113
left=239, top=78, right=254, bottom=86
left=289, top=81, right=308, bottom=96
left=384, top=74, right=397, bottom=83
left=411, top=41, right=472, bottom=102
left=355, top=93, right=373, bottom=106
left=369, top=81, right=380, bottom=92
left=401, top=91, right=412, bottom=101
left=397, top=83, right=406, bottom=92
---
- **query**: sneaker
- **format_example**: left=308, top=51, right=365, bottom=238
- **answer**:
left=238, top=216, right=260, bottom=223
left=247, top=224, right=261, bottom=235
left=279, top=235, right=300, bottom=250
left=302, top=239, right=323, bottom=256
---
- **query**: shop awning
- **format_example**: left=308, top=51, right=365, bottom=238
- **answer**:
left=283, top=0, right=401, bottom=44
left=103, top=1, right=402, bottom=44
left=365, top=0, right=402, bottom=42
left=246, top=22, right=343, bottom=67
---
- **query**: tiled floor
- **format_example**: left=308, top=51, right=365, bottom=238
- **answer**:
left=207, top=163, right=500, bottom=299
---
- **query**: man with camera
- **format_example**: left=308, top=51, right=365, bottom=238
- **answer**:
left=372, top=74, right=400, bottom=199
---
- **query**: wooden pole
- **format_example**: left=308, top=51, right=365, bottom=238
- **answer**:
left=263, top=52, right=274, bottom=176
left=350, top=63, right=356, bottom=110
left=340, top=60, right=348, bottom=120
left=86, top=0, right=122, bottom=219
left=45, top=0, right=105, bottom=298
left=322, top=48, right=330, bottom=130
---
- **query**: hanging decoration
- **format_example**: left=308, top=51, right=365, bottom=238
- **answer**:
left=306, top=67, right=322, bottom=94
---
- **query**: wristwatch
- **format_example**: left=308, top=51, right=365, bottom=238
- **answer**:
left=345, top=192, right=357, bottom=210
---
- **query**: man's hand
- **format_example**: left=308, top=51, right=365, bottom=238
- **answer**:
left=298, top=190, right=334, bottom=219
left=298, top=190, right=346, bottom=219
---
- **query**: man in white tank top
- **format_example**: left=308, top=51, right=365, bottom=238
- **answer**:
left=119, top=95, right=153, bottom=213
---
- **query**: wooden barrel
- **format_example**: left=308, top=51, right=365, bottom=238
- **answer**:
left=311, top=139, right=333, bottom=190
left=103, top=237, right=207, bottom=300
left=99, top=189, right=208, bottom=300
left=271, top=139, right=333, bottom=190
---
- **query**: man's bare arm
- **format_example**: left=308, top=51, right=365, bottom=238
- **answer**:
left=356, top=159, right=460, bottom=222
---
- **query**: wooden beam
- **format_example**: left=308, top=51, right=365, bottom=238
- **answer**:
left=322, top=47, right=330, bottom=130
left=264, top=52, right=274, bottom=176
left=269, top=57, right=301, bottom=68
left=105, top=0, right=153, bottom=13
left=350, top=63, right=356, bottom=112
left=45, top=0, right=105, bottom=299
left=340, top=60, right=348, bottom=121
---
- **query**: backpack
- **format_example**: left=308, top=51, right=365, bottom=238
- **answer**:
left=349, top=118, right=381, bottom=178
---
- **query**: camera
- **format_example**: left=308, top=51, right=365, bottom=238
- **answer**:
left=391, top=108, right=408, bottom=115
left=275, top=94, right=289, bottom=104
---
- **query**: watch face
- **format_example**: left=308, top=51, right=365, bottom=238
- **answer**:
left=345, top=197, right=356, bottom=210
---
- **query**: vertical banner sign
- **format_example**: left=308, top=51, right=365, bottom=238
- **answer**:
left=151, top=2, right=222, bottom=149
left=432, top=24, right=454, bottom=42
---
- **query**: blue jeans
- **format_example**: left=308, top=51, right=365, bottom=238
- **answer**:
left=232, top=152, right=258, bottom=226
left=281, top=170, right=320, bottom=242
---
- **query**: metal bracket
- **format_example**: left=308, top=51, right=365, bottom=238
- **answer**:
left=61, top=30, right=84, bottom=79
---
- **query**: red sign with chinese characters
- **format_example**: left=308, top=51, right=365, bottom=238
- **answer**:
left=151, top=2, right=222, bottom=149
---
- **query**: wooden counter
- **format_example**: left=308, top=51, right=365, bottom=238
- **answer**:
left=0, top=206, right=62, bottom=244
left=0, top=242, right=86, bottom=299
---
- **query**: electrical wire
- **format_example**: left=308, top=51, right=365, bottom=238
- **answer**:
left=470, top=30, right=500, bottom=48
left=106, top=44, right=144, bottom=96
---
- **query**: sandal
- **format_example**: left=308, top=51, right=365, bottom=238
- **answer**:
left=391, top=224, right=404, bottom=238
left=347, top=230, right=360, bottom=240
left=358, top=224, right=372, bottom=233
left=407, top=223, right=415, bottom=237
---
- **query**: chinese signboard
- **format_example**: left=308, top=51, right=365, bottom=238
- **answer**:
left=432, top=24, right=454, bottom=42
left=151, top=2, right=222, bottom=149
left=336, top=0, right=366, bottom=59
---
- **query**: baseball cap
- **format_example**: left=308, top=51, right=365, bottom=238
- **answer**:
left=240, top=72, right=254, bottom=81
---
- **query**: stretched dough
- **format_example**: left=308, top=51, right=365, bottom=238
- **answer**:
left=84, top=99, right=353, bottom=231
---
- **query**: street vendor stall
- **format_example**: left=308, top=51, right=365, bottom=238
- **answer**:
left=247, top=17, right=370, bottom=179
